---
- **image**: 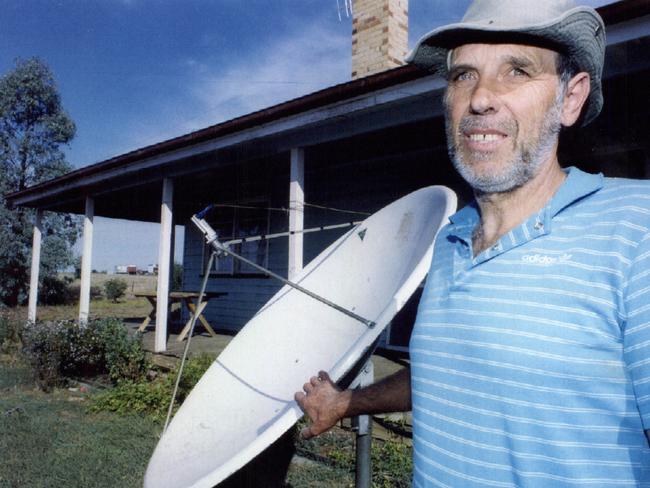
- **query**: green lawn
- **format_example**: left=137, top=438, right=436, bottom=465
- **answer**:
left=0, top=355, right=354, bottom=488
left=0, top=358, right=355, bottom=488
left=0, top=358, right=408, bottom=488
left=0, top=303, right=410, bottom=488
left=0, top=361, right=160, bottom=488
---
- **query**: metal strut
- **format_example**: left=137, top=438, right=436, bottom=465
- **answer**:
left=221, top=221, right=362, bottom=247
left=163, top=250, right=218, bottom=433
left=191, top=214, right=376, bottom=329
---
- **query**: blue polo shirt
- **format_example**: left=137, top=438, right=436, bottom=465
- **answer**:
left=410, top=167, right=650, bottom=487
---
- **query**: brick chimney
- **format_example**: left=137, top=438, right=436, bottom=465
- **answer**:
left=351, top=0, right=408, bottom=80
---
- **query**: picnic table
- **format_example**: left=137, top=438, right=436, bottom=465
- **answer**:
left=135, top=291, right=227, bottom=341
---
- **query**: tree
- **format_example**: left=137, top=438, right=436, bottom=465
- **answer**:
left=104, top=278, right=128, bottom=303
left=0, top=58, right=80, bottom=306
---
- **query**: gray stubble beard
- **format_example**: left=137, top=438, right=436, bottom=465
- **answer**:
left=444, top=86, right=565, bottom=195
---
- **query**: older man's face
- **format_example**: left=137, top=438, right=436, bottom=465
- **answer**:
left=444, top=43, right=565, bottom=194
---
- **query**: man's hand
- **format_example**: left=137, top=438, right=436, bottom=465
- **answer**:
left=294, top=370, right=351, bottom=439
left=295, top=367, right=411, bottom=440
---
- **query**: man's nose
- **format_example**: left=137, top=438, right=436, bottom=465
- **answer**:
left=469, top=77, right=502, bottom=115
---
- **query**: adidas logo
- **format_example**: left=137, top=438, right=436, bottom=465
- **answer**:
left=522, top=253, right=572, bottom=266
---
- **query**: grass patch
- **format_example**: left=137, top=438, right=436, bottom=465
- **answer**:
left=0, top=361, right=409, bottom=488
left=287, top=458, right=354, bottom=487
left=290, top=418, right=412, bottom=487
left=0, top=360, right=160, bottom=488
left=371, top=435, right=412, bottom=487
left=296, top=424, right=355, bottom=470
left=35, top=297, right=153, bottom=322
left=0, top=359, right=32, bottom=390
left=5, top=298, right=153, bottom=324
left=290, top=426, right=355, bottom=487
left=6, top=273, right=158, bottom=324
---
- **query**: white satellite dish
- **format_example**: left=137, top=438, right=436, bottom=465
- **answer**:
left=144, top=186, right=457, bottom=488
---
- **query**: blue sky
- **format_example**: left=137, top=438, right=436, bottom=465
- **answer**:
left=0, top=0, right=614, bottom=272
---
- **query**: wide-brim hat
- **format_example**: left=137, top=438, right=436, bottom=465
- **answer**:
left=407, top=0, right=606, bottom=126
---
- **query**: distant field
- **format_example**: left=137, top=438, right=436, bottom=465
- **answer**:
left=0, top=273, right=161, bottom=323
left=63, top=272, right=158, bottom=299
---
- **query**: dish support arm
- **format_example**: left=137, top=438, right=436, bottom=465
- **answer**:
left=191, top=214, right=376, bottom=329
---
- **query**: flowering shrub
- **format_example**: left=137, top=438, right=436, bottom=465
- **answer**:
left=21, top=320, right=69, bottom=391
left=99, top=319, right=148, bottom=383
left=21, top=318, right=149, bottom=391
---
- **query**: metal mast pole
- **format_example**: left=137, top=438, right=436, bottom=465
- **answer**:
left=351, top=360, right=374, bottom=488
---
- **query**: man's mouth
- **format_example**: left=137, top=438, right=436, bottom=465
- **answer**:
left=468, top=133, right=504, bottom=142
left=463, top=130, right=508, bottom=150
left=456, top=117, right=516, bottom=154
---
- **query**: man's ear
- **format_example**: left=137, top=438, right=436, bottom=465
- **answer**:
left=561, top=72, right=591, bottom=127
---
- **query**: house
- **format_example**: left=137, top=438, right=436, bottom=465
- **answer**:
left=6, top=0, right=650, bottom=352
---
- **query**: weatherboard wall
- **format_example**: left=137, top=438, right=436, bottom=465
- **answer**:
left=179, top=121, right=465, bottom=337
left=180, top=156, right=292, bottom=333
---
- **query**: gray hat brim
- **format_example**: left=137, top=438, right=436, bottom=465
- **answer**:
left=407, top=6, right=606, bottom=126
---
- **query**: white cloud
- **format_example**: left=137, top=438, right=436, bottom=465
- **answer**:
left=117, top=19, right=349, bottom=156
left=180, top=19, right=351, bottom=132
left=113, top=18, right=351, bottom=156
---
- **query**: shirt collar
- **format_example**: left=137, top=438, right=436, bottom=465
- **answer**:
left=549, top=166, right=604, bottom=216
left=447, top=202, right=479, bottom=245
left=449, top=200, right=479, bottom=227
left=447, top=166, right=604, bottom=235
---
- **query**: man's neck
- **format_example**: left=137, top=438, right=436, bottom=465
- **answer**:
left=472, top=161, right=566, bottom=256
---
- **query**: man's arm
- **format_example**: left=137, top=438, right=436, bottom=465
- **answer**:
left=294, top=367, right=411, bottom=439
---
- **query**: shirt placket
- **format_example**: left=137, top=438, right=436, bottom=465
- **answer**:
left=447, top=224, right=474, bottom=286
left=475, top=206, right=551, bottom=265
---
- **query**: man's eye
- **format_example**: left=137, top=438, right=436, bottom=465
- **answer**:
left=453, top=71, right=475, bottom=82
left=510, top=67, right=529, bottom=77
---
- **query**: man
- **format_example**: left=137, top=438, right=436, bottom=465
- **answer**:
left=296, top=0, right=650, bottom=485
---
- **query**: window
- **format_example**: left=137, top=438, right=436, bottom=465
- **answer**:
left=201, top=203, right=270, bottom=276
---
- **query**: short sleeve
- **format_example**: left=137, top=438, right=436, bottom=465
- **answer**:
left=623, top=232, right=650, bottom=430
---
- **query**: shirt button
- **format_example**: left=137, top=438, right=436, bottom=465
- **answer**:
left=534, top=221, right=544, bottom=230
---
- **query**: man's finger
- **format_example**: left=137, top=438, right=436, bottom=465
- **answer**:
left=300, top=426, right=315, bottom=440
left=294, top=391, right=306, bottom=407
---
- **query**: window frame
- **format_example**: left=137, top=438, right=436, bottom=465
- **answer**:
left=200, top=201, right=271, bottom=278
